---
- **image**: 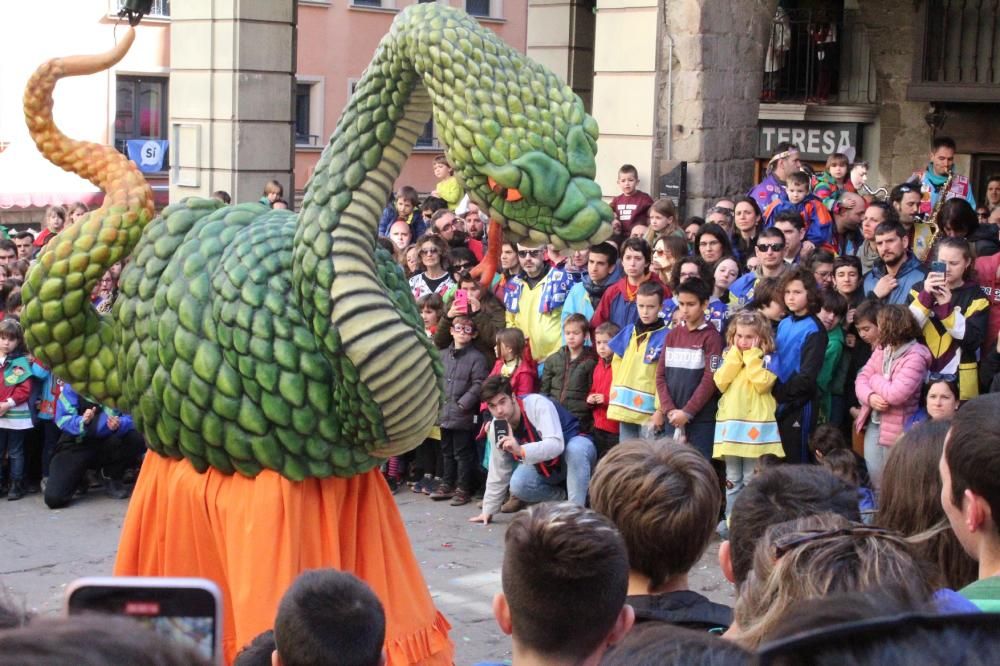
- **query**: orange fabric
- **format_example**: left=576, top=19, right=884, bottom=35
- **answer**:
left=114, top=453, right=453, bottom=666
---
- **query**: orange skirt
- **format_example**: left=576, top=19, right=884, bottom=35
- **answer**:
left=114, top=453, right=453, bottom=665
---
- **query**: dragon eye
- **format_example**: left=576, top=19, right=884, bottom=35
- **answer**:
left=487, top=177, right=522, bottom=203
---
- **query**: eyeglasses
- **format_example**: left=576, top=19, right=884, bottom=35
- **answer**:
left=756, top=242, right=785, bottom=253
left=653, top=249, right=668, bottom=256
left=452, top=263, right=472, bottom=271
left=419, top=247, right=440, bottom=256
left=518, top=249, right=543, bottom=258
left=979, top=211, right=990, bottom=219
left=451, top=324, right=474, bottom=334
left=772, top=526, right=894, bottom=559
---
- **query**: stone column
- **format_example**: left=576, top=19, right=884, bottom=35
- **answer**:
left=169, top=0, right=296, bottom=203
left=526, top=0, right=596, bottom=110
left=653, top=0, right=776, bottom=216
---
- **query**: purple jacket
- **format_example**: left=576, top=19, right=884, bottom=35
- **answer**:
left=855, top=342, right=932, bottom=446
left=748, top=173, right=787, bottom=212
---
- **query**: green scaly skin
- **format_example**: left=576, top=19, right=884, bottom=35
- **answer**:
left=21, top=4, right=612, bottom=480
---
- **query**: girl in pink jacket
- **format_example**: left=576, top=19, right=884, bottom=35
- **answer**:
left=855, top=305, right=932, bottom=490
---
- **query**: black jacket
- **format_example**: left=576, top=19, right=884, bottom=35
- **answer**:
left=627, top=591, right=733, bottom=632
left=439, top=345, right=489, bottom=430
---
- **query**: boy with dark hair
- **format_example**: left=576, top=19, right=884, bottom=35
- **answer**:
left=378, top=186, right=426, bottom=238
left=490, top=502, right=633, bottom=664
left=541, top=314, right=598, bottom=432
left=817, top=289, right=848, bottom=424
left=273, top=569, right=386, bottom=666
left=942, top=393, right=1000, bottom=609
left=651, top=277, right=723, bottom=461
left=720, top=465, right=862, bottom=587
left=590, top=439, right=732, bottom=631
left=610, top=164, right=655, bottom=234
left=430, top=314, right=488, bottom=505
left=606, top=281, right=669, bottom=440
left=588, top=321, right=621, bottom=458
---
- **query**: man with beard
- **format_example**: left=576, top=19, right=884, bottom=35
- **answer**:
left=561, top=243, right=623, bottom=332
left=431, top=209, right=484, bottom=261
left=891, top=181, right=934, bottom=263
left=504, top=244, right=574, bottom=371
left=864, top=221, right=926, bottom=305
left=912, top=137, right=976, bottom=217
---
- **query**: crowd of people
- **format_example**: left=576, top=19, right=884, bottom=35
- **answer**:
left=3, top=136, right=1000, bottom=663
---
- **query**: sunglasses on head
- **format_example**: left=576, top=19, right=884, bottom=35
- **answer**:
left=757, top=242, right=785, bottom=252
left=518, top=249, right=543, bottom=258
left=452, top=324, right=474, bottom=334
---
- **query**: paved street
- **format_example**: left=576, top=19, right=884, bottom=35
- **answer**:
left=0, top=485, right=733, bottom=664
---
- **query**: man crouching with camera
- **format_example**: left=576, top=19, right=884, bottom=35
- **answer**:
left=469, top=375, right=597, bottom=525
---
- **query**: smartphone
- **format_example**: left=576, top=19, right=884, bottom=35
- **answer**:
left=493, top=419, right=509, bottom=448
left=454, top=289, right=469, bottom=314
left=66, top=577, right=222, bottom=664
left=930, top=260, right=946, bottom=275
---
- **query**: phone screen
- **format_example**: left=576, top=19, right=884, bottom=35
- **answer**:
left=67, top=577, right=220, bottom=663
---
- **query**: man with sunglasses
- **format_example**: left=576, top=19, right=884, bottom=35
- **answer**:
left=504, top=244, right=574, bottom=371
left=729, top=227, right=790, bottom=307
left=891, top=181, right=934, bottom=263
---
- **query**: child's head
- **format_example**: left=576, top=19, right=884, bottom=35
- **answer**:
left=675, top=278, right=711, bottom=328
left=779, top=267, right=820, bottom=316
left=727, top=310, right=776, bottom=354
left=748, top=278, right=787, bottom=322
left=417, top=293, right=444, bottom=329
left=274, top=569, right=385, bottom=666
left=43, top=205, right=67, bottom=234
left=754, top=453, right=784, bottom=475
left=595, top=322, right=620, bottom=361
left=832, top=255, right=862, bottom=296
left=648, top=198, right=676, bottom=233
left=617, top=164, right=639, bottom=195
left=68, top=201, right=89, bottom=225
left=0, top=318, right=24, bottom=354
left=420, top=195, right=448, bottom=219
left=875, top=304, right=921, bottom=347
left=262, top=179, right=283, bottom=203
left=450, top=315, right=477, bottom=347
left=432, top=154, right=453, bottom=179
left=395, top=186, right=419, bottom=217
left=563, top=313, right=589, bottom=350
left=785, top=171, right=811, bottom=204
left=818, top=448, right=861, bottom=488
left=817, top=289, right=848, bottom=331
left=635, top=281, right=665, bottom=325
left=496, top=327, right=526, bottom=362
left=826, top=153, right=850, bottom=181
left=809, top=422, right=849, bottom=461
left=854, top=299, right=881, bottom=346
left=590, top=440, right=722, bottom=593
left=498, top=502, right=631, bottom=662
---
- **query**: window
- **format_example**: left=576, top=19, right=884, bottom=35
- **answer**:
left=116, top=0, right=170, bottom=17
left=296, top=79, right=324, bottom=148
left=114, top=75, right=168, bottom=170
left=352, top=0, right=382, bottom=6
left=295, top=84, right=313, bottom=145
left=466, top=0, right=491, bottom=16
left=416, top=117, right=436, bottom=149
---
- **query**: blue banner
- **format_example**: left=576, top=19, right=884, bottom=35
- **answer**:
left=126, top=139, right=168, bottom=172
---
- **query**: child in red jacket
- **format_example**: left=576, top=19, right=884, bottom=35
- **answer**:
left=587, top=322, right=621, bottom=459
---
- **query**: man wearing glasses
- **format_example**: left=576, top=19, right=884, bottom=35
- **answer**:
left=503, top=244, right=574, bottom=371
left=729, top=228, right=790, bottom=307
left=891, top=181, right=934, bottom=263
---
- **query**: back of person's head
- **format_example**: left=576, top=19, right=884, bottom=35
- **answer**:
left=757, top=610, right=1000, bottom=666
left=818, top=289, right=847, bottom=318
left=501, top=502, right=630, bottom=661
left=274, top=569, right=385, bottom=666
left=877, top=419, right=977, bottom=589
left=727, top=466, right=861, bottom=586
left=0, top=614, right=210, bottom=665
left=818, top=449, right=859, bottom=487
left=590, top=440, right=721, bottom=592
left=420, top=196, right=448, bottom=215
left=734, top=513, right=936, bottom=648
left=234, top=630, right=277, bottom=666
left=945, top=393, right=1000, bottom=540
left=809, top=423, right=849, bottom=460
left=600, top=622, right=751, bottom=666
left=853, top=298, right=880, bottom=326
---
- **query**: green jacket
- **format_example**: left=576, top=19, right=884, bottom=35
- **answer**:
left=541, top=346, right=598, bottom=433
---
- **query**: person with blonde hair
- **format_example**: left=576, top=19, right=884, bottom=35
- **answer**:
left=730, top=512, right=936, bottom=648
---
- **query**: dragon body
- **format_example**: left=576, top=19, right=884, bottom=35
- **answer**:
left=22, top=3, right=611, bottom=480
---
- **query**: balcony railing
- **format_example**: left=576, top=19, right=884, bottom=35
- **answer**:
left=909, top=0, right=1000, bottom=102
left=761, top=8, right=877, bottom=105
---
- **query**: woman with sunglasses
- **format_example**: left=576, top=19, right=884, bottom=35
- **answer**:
left=650, top=235, right=688, bottom=291
left=408, top=234, right=454, bottom=300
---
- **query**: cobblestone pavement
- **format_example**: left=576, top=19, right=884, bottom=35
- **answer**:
left=0, top=485, right=734, bottom=664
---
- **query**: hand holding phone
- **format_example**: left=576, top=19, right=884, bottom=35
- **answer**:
left=929, top=260, right=946, bottom=285
left=454, top=289, right=469, bottom=315
left=493, top=419, right=509, bottom=448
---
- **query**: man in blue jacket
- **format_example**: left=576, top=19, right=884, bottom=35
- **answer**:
left=864, top=221, right=927, bottom=305
left=44, top=383, right=146, bottom=509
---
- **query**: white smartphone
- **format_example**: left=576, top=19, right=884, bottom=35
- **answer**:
left=65, top=576, right=222, bottom=664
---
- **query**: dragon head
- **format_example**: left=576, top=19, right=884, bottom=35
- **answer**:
left=405, top=5, right=614, bottom=250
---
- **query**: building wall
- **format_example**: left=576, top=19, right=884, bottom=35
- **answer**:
left=295, top=0, right=529, bottom=198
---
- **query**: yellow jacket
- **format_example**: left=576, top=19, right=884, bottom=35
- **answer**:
left=712, top=346, right=783, bottom=458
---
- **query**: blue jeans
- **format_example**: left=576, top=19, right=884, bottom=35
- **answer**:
left=662, top=420, right=715, bottom=461
left=510, top=435, right=596, bottom=506
left=0, top=429, right=26, bottom=482
left=618, top=422, right=644, bottom=441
